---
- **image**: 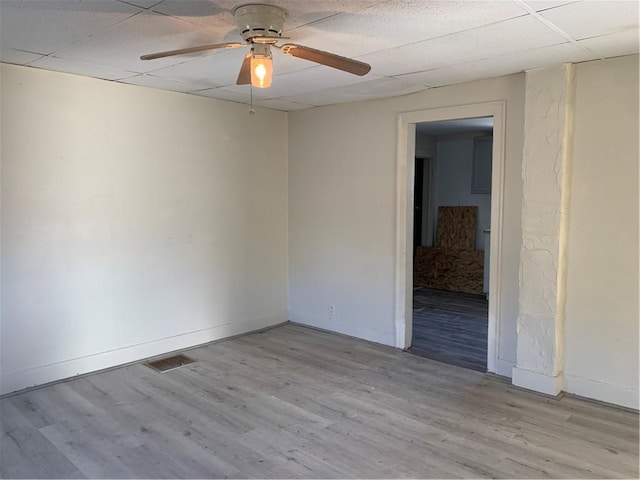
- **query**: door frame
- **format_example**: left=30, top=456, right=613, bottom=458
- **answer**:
left=394, top=101, right=506, bottom=374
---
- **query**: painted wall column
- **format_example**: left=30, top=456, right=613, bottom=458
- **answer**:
left=512, top=64, right=575, bottom=396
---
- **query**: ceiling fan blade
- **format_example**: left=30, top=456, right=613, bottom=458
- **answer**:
left=140, top=42, right=244, bottom=61
left=236, top=53, right=252, bottom=85
left=279, top=44, right=371, bottom=76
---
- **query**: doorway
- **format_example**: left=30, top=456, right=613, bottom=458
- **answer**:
left=409, top=118, right=493, bottom=371
left=394, top=102, right=506, bottom=375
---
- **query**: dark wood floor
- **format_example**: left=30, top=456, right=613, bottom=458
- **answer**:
left=410, top=287, right=488, bottom=371
left=2, top=324, right=638, bottom=479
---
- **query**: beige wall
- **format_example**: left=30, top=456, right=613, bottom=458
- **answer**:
left=564, top=55, right=639, bottom=408
left=287, top=55, right=639, bottom=408
left=287, top=74, right=525, bottom=374
left=0, top=64, right=289, bottom=394
left=1, top=55, right=637, bottom=408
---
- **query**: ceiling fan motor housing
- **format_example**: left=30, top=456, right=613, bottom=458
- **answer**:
left=233, top=4, right=287, bottom=42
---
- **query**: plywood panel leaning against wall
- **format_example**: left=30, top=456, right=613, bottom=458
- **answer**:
left=415, top=206, right=484, bottom=294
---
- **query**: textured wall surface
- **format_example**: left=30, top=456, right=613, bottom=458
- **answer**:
left=515, top=64, right=574, bottom=392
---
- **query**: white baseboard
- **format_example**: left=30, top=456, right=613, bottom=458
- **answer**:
left=0, top=314, right=286, bottom=396
left=494, top=358, right=515, bottom=378
left=512, top=366, right=564, bottom=396
left=288, top=311, right=395, bottom=347
left=564, top=374, right=639, bottom=410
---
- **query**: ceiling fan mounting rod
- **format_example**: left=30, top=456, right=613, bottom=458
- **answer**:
left=251, top=43, right=271, bottom=58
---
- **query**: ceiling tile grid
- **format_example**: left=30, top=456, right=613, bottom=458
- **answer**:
left=358, top=14, right=572, bottom=78
left=118, top=73, right=213, bottom=92
left=395, top=41, right=594, bottom=88
left=538, top=0, right=639, bottom=40
left=577, top=28, right=640, bottom=58
left=0, top=0, right=638, bottom=111
left=28, top=56, right=137, bottom=81
left=0, top=0, right=143, bottom=56
left=48, top=11, right=233, bottom=73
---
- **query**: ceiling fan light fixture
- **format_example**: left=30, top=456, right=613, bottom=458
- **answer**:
left=140, top=3, right=371, bottom=89
left=250, top=44, right=272, bottom=88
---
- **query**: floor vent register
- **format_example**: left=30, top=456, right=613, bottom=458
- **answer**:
left=144, top=354, right=195, bottom=373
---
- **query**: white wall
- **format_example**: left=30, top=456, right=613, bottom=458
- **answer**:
left=288, top=75, right=524, bottom=370
left=564, top=55, right=639, bottom=408
left=0, top=64, right=289, bottom=395
left=434, top=134, right=492, bottom=251
left=514, top=63, right=575, bottom=397
left=4, top=57, right=634, bottom=408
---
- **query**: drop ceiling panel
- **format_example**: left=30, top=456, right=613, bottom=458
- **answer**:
left=284, top=29, right=396, bottom=61
left=0, top=0, right=142, bottom=55
left=539, top=1, right=639, bottom=40
left=120, top=0, right=163, bottom=8
left=361, top=15, right=570, bottom=77
left=520, top=1, right=578, bottom=12
left=190, top=86, right=250, bottom=103
left=1, top=49, right=44, bottom=65
left=118, top=73, right=210, bottom=92
left=0, top=0, right=638, bottom=111
left=282, top=77, right=430, bottom=107
left=270, top=0, right=373, bottom=30
left=336, top=77, right=429, bottom=97
left=237, top=66, right=379, bottom=100
left=287, top=0, right=528, bottom=60
left=209, top=84, right=285, bottom=103
left=152, top=0, right=372, bottom=31
left=396, top=42, right=594, bottom=87
left=213, top=65, right=381, bottom=103
left=293, top=0, right=527, bottom=50
left=144, top=50, right=248, bottom=88
left=151, top=0, right=239, bottom=31
left=578, top=29, right=640, bottom=58
left=253, top=98, right=316, bottom=111
left=52, top=11, right=230, bottom=73
left=29, top=56, right=136, bottom=81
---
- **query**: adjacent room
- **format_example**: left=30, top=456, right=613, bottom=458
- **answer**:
left=411, top=118, right=493, bottom=372
left=1, top=1, right=638, bottom=478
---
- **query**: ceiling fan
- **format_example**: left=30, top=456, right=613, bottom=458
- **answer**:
left=140, top=3, right=371, bottom=89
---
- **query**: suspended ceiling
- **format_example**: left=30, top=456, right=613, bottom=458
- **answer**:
left=1, top=0, right=638, bottom=111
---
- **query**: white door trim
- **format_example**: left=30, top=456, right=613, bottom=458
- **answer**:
left=394, top=101, right=506, bottom=374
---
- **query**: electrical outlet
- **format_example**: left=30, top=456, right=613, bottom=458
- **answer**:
left=328, top=305, right=336, bottom=317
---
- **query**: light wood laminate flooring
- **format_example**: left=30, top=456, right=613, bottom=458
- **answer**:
left=1, top=324, right=638, bottom=479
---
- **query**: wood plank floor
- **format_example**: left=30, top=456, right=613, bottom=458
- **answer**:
left=1, top=324, right=638, bottom=479
left=410, top=287, right=488, bottom=372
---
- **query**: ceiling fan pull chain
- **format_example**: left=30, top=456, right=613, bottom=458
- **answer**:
left=249, top=83, right=256, bottom=115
